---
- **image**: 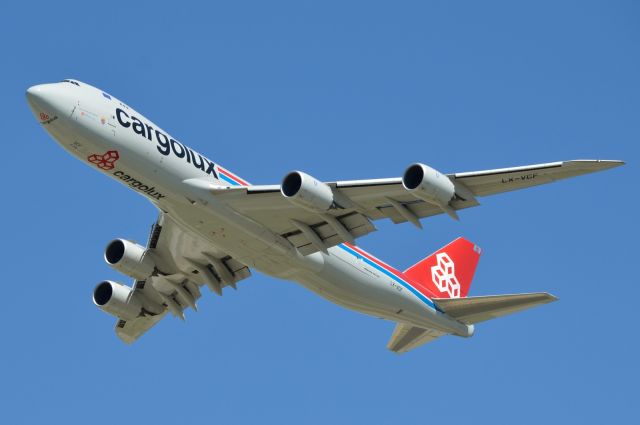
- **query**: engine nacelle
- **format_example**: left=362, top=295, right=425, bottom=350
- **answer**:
left=104, top=239, right=155, bottom=280
left=402, top=163, right=455, bottom=207
left=93, top=280, right=142, bottom=320
left=281, top=171, right=335, bottom=211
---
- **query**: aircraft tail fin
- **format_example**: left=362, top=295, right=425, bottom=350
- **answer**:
left=433, top=293, right=557, bottom=325
left=403, top=237, right=481, bottom=299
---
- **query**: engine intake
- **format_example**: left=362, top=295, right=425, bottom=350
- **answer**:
left=93, top=280, right=142, bottom=320
left=402, top=163, right=457, bottom=217
left=281, top=171, right=335, bottom=211
left=104, top=239, right=155, bottom=280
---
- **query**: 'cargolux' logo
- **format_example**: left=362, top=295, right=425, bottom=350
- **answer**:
left=38, top=111, right=58, bottom=125
left=88, top=150, right=120, bottom=170
left=430, top=252, right=461, bottom=298
left=114, top=107, right=219, bottom=179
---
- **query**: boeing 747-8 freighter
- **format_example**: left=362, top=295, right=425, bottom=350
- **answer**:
left=26, top=79, right=623, bottom=353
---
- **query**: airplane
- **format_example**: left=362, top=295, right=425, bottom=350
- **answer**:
left=25, top=79, right=623, bottom=353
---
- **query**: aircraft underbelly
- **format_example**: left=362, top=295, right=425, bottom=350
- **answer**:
left=287, top=248, right=453, bottom=330
left=163, top=207, right=461, bottom=332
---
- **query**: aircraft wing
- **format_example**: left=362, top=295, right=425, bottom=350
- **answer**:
left=445, top=159, right=623, bottom=197
left=111, top=213, right=252, bottom=343
left=207, top=160, right=622, bottom=255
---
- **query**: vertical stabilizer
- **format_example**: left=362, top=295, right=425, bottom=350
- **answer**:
left=404, top=237, right=481, bottom=299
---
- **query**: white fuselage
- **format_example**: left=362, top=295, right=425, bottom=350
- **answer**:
left=26, top=80, right=471, bottom=337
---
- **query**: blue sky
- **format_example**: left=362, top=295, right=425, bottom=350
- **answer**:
left=1, top=1, right=637, bottom=423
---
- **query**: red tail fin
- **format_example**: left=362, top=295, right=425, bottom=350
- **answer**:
left=403, top=237, right=482, bottom=299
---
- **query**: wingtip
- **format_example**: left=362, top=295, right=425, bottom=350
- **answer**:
left=568, top=159, right=625, bottom=170
left=610, top=160, right=625, bottom=168
left=595, top=159, right=625, bottom=169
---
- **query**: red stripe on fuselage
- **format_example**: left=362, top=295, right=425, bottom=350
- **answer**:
left=343, top=243, right=438, bottom=299
left=218, top=167, right=249, bottom=186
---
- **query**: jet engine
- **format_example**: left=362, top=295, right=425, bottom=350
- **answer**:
left=402, top=163, right=457, bottom=219
left=281, top=171, right=335, bottom=211
left=93, top=280, right=142, bottom=320
left=104, top=238, right=155, bottom=280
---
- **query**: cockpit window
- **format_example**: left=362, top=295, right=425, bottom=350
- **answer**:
left=61, top=79, right=80, bottom=86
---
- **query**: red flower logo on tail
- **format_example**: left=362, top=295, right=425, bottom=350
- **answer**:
left=88, top=150, right=120, bottom=170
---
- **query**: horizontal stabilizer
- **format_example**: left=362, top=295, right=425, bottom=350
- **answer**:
left=433, top=292, right=557, bottom=325
left=387, top=323, right=446, bottom=354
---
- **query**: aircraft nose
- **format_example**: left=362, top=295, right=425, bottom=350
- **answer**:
left=26, top=84, right=56, bottom=108
left=26, top=84, right=40, bottom=100
left=26, top=83, right=75, bottom=123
